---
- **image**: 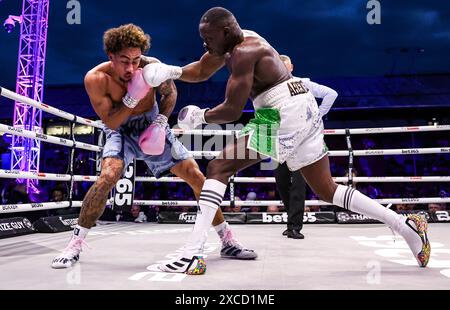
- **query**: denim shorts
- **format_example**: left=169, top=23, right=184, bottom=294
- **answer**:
left=101, top=105, right=191, bottom=178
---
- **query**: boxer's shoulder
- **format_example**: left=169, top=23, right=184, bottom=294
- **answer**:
left=230, top=40, right=263, bottom=65
left=84, top=69, right=109, bottom=92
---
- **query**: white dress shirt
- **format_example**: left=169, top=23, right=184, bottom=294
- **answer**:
left=300, top=78, right=338, bottom=118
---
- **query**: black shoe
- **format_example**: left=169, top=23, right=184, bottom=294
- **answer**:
left=287, top=230, right=304, bottom=239
left=282, top=229, right=289, bottom=236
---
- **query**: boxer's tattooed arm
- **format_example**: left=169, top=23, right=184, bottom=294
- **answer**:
left=139, top=55, right=177, bottom=117
left=157, top=79, right=177, bottom=118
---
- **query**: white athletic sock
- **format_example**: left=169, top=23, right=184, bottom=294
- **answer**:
left=214, top=221, right=238, bottom=246
left=214, top=221, right=227, bottom=236
left=184, top=179, right=227, bottom=254
left=73, top=225, right=90, bottom=240
left=332, top=185, right=422, bottom=255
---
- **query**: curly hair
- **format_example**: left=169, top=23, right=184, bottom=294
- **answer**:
left=103, top=24, right=151, bottom=54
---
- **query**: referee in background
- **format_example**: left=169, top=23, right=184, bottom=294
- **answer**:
left=275, top=55, right=338, bottom=239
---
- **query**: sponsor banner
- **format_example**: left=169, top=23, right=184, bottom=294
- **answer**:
left=429, top=210, right=450, bottom=223
left=336, top=211, right=381, bottom=224
left=0, top=217, right=35, bottom=239
left=337, top=210, right=431, bottom=224
left=246, top=212, right=335, bottom=224
left=157, top=212, right=245, bottom=224
left=158, top=212, right=197, bottom=224
left=223, top=212, right=246, bottom=224
left=33, top=214, right=79, bottom=233
left=113, top=161, right=135, bottom=212
left=1, top=204, right=19, bottom=212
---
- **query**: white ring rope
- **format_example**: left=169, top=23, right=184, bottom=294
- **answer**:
left=0, top=87, right=103, bottom=129
left=2, top=197, right=450, bottom=213
left=2, top=122, right=449, bottom=157
left=0, top=124, right=102, bottom=152
left=1, top=170, right=449, bottom=184
left=190, top=147, right=450, bottom=158
left=132, top=197, right=450, bottom=207
left=173, top=125, right=450, bottom=136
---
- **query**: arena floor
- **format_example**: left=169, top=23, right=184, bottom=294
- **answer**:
left=1, top=222, right=449, bottom=290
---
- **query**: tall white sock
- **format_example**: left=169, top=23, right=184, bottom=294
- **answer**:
left=184, top=179, right=227, bottom=253
left=332, top=185, right=422, bottom=255
left=73, top=225, right=89, bottom=240
left=214, top=221, right=227, bottom=236
left=214, top=221, right=237, bottom=246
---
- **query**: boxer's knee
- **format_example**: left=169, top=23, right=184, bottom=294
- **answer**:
left=206, top=160, right=234, bottom=181
left=185, top=165, right=206, bottom=193
left=315, top=182, right=338, bottom=203
left=100, top=157, right=124, bottom=187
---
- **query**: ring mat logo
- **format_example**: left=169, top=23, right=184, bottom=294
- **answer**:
left=351, top=235, right=450, bottom=278
left=128, top=243, right=219, bottom=282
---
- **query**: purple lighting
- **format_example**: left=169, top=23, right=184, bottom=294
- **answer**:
left=11, top=0, right=50, bottom=199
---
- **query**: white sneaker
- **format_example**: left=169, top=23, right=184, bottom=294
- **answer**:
left=402, top=214, right=431, bottom=267
left=135, top=211, right=147, bottom=223
left=219, top=226, right=258, bottom=260
left=148, top=241, right=207, bottom=275
left=220, top=242, right=258, bottom=260
left=154, top=255, right=206, bottom=275
left=51, top=236, right=86, bottom=269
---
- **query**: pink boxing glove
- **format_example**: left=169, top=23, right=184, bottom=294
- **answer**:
left=122, top=69, right=151, bottom=109
left=139, top=114, right=168, bottom=155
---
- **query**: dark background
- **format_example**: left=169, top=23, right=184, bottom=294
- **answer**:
left=1, top=0, right=450, bottom=87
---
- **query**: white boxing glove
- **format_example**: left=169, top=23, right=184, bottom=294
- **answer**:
left=143, top=62, right=182, bottom=87
left=177, top=105, right=209, bottom=130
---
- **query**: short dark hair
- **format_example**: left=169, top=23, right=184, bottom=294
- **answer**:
left=200, top=7, right=236, bottom=27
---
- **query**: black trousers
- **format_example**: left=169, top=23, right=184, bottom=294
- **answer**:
left=274, top=162, right=306, bottom=231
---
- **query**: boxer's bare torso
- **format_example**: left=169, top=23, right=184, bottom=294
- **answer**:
left=85, top=53, right=176, bottom=130
left=86, top=56, right=158, bottom=118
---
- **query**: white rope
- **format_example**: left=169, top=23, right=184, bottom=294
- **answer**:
left=190, top=147, right=450, bottom=158
left=132, top=197, right=450, bottom=207
left=0, top=124, right=102, bottom=152
left=0, top=87, right=104, bottom=129
left=1, top=197, right=448, bottom=213
left=0, top=201, right=81, bottom=213
left=233, top=176, right=450, bottom=183
left=322, top=125, right=450, bottom=135
left=173, top=125, right=450, bottom=136
left=2, top=170, right=449, bottom=183
left=4, top=123, right=446, bottom=157
left=172, top=128, right=237, bottom=136
left=0, top=170, right=98, bottom=182
left=329, top=147, right=450, bottom=156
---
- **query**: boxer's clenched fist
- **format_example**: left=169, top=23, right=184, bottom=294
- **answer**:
left=122, top=69, right=150, bottom=109
left=177, top=105, right=209, bottom=130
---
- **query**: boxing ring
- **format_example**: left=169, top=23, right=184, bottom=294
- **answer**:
left=1, top=86, right=450, bottom=289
